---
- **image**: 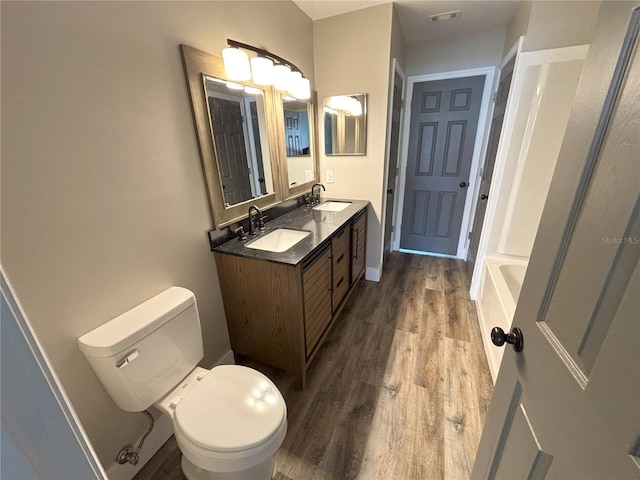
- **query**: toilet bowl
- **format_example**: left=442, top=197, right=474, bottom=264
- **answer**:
left=77, top=287, right=287, bottom=480
left=158, top=365, right=287, bottom=480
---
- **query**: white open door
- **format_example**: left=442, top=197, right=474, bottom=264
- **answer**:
left=473, top=3, right=640, bottom=478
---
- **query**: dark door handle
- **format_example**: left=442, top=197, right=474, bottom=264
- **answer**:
left=387, top=189, right=394, bottom=195
left=460, top=181, right=468, bottom=188
left=481, top=194, right=488, bottom=200
left=491, top=327, right=523, bottom=352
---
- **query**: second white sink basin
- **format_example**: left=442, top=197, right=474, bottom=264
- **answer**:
left=313, top=201, right=351, bottom=212
left=246, top=228, right=310, bottom=253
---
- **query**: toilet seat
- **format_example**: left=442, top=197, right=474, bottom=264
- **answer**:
left=173, top=365, right=287, bottom=472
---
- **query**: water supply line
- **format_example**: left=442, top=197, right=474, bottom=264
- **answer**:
left=116, top=410, right=154, bottom=466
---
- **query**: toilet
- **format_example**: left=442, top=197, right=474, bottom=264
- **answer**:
left=77, top=286, right=287, bottom=480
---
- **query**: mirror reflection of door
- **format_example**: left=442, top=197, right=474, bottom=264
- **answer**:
left=282, top=97, right=313, bottom=187
left=208, top=96, right=252, bottom=205
left=204, top=76, right=273, bottom=207
left=285, top=110, right=302, bottom=155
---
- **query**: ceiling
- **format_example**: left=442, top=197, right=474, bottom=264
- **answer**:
left=292, top=0, right=522, bottom=45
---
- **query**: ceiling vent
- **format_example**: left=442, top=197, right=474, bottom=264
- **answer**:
left=428, top=10, right=462, bottom=22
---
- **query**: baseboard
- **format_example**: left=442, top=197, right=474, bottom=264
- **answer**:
left=365, top=265, right=381, bottom=282
left=104, top=349, right=236, bottom=480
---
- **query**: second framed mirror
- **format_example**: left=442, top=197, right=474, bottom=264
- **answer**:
left=323, top=93, right=367, bottom=155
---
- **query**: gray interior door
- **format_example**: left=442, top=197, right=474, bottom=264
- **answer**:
left=384, top=70, right=403, bottom=256
left=208, top=96, right=252, bottom=205
left=472, top=4, right=640, bottom=478
left=467, top=57, right=515, bottom=270
left=400, top=75, right=485, bottom=255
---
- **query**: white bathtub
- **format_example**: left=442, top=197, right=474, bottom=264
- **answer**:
left=475, top=254, right=529, bottom=383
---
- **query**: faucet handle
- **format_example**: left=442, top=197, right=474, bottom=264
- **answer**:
left=233, top=226, right=247, bottom=241
left=259, top=214, right=267, bottom=230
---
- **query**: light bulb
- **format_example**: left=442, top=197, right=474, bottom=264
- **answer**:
left=296, top=77, right=311, bottom=100
left=273, top=64, right=292, bottom=91
left=222, top=47, right=251, bottom=81
left=287, top=71, right=302, bottom=97
left=250, top=56, right=274, bottom=86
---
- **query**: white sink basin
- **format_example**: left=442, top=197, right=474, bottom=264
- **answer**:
left=246, top=228, right=310, bottom=253
left=312, top=201, right=351, bottom=212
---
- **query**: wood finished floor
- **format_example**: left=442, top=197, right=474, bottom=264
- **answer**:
left=134, top=252, right=493, bottom=480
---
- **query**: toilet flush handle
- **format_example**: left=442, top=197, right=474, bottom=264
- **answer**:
left=116, top=349, right=139, bottom=368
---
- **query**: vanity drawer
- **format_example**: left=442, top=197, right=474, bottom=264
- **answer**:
left=331, top=226, right=350, bottom=260
left=332, top=254, right=350, bottom=311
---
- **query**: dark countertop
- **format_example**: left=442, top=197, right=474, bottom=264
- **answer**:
left=213, top=199, right=369, bottom=266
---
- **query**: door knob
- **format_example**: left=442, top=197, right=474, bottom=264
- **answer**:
left=481, top=194, right=488, bottom=200
left=459, top=181, right=468, bottom=188
left=491, top=327, right=523, bottom=352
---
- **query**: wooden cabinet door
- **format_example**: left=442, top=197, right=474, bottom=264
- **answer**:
left=302, top=245, right=332, bottom=356
left=351, top=212, right=367, bottom=284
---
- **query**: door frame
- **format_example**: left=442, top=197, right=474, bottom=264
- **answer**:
left=379, top=57, right=406, bottom=269
left=394, top=66, right=498, bottom=259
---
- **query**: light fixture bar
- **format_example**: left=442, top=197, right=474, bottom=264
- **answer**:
left=224, top=39, right=310, bottom=99
left=227, top=39, right=303, bottom=76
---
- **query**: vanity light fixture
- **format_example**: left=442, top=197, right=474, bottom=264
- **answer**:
left=222, top=39, right=311, bottom=100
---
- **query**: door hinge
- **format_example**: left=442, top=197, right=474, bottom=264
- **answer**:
left=491, top=91, right=498, bottom=103
left=468, top=231, right=473, bottom=240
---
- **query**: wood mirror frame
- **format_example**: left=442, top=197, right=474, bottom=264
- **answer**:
left=180, top=44, right=283, bottom=228
left=275, top=91, right=320, bottom=201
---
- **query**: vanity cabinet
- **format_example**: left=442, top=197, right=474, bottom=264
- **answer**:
left=214, top=208, right=367, bottom=389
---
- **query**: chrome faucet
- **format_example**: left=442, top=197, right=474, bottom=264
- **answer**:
left=310, top=183, right=325, bottom=206
left=247, top=205, right=262, bottom=235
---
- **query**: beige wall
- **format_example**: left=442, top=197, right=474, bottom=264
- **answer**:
left=314, top=3, right=394, bottom=278
left=406, top=26, right=507, bottom=77
left=504, top=1, right=601, bottom=57
left=1, top=0, right=312, bottom=468
left=523, top=1, right=600, bottom=52
left=504, top=1, right=533, bottom=57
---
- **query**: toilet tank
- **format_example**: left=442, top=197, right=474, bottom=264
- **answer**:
left=78, top=287, right=204, bottom=412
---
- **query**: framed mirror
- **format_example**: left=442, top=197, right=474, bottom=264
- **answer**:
left=280, top=92, right=319, bottom=199
left=323, top=93, right=367, bottom=155
left=181, top=45, right=282, bottom=228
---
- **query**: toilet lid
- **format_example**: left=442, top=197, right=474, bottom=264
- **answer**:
left=173, top=365, right=286, bottom=453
